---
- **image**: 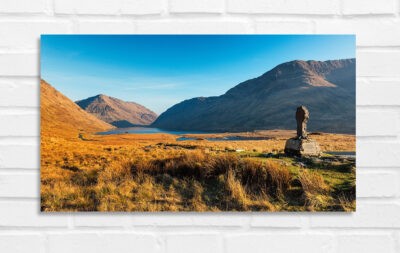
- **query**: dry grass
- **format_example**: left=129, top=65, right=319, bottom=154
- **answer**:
left=299, top=170, right=330, bottom=195
left=179, top=130, right=355, bottom=153
left=225, top=169, right=249, bottom=210
left=41, top=141, right=286, bottom=211
left=298, top=170, right=331, bottom=211
left=41, top=131, right=355, bottom=212
left=41, top=80, right=355, bottom=211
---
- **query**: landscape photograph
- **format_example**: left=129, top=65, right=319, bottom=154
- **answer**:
left=40, top=35, right=355, bottom=212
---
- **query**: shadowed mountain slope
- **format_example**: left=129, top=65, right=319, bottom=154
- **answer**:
left=41, top=80, right=113, bottom=137
left=152, top=59, right=355, bottom=134
left=76, top=95, right=157, bottom=128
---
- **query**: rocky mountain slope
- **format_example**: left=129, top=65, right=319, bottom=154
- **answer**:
left=152, top=59, right=355, bottom=134
left=41, top=80, right=113, bottom=137
left=76, top=95, right=157, bottom=128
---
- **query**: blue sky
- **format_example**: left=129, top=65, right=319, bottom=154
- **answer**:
left=41, top=35, right=355, bottom=114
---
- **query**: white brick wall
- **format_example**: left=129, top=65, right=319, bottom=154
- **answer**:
left=0, top=0, right=399, bottom=252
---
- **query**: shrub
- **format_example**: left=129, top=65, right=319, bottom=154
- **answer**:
left=225, top=170, right=249, bottom=210
left=298, top=170, right=330, bottom=210
left=298, top=170, right=329, bottom=195
left=237, top=159, right=290, bottom=198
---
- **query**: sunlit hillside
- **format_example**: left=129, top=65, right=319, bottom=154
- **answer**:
left=40, top=80, right=113, bottom=138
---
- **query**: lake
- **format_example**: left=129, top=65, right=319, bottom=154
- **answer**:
left=98, top=127, right=272, bottom=142
left=97, top=127, right=209, bottom=135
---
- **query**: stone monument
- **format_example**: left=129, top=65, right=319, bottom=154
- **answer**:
left=284, top=106, right=321, bottom=156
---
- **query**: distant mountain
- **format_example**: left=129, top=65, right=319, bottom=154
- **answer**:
left=41, top=80, right=113, bottom=137
left=152, top=59, right=355, bottom=134
left=76, top=95, right=157, bottom=128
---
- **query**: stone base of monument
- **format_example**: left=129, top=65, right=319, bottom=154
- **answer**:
left=284, top=138, right=321, bottom=157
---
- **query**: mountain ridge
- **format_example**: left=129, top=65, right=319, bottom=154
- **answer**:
left=40, top=80, right=113, bottom=137
left=76, top=94, right=157, bottom=128
left=152, top=58, right=355, bottom=134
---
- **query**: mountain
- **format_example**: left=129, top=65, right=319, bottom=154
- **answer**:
left=152, top=59, right=355, bottom=134
left=76, top=95, right=157, bottom=128
left=41, top=80, right=113, bottom=137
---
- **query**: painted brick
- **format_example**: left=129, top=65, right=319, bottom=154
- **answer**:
left=0, top=114, right=39, bottom=136
left=55, top=0, right=164, bottom=15
left=0, top=53, right=38, bottom=76
left=310, top=203, right=400, bottom=228
left=357, top=110, right=398, bottom=136
left=227, top=0, right=340, bottom=14
left=342, top=0, right=396, bottom=15
left=121, top=0, right=164, bottom=15
left=135, top=20, right=253, bottom=33
left=0, top=1, right=399, bottom=252
left=77, top=20, right=134, bottom=33
left=225, top=234, right=333, bottom=253
left=0, top=145, right=38, bottom=169
left=357, top=142, right=400, bottom=167
left=169, top=0, right=224, bottom=13
left=357, top=50, right=400, bottom=78
left=48, top=233, right=160, bottom=253
left=0, top=79, right=39, bottom=107
left=0, top=21, right=72, bottom=50
left=357, top=171, right=399, bottom=197
left=250, top=213, right=303, bottom=227
left=73, top=215, right=131, bottom=227
left=0, top=173, right=38, bottom=198
left=0, top=234, right=45, bottom=253
left=357, top=79, right=400, bottom=105
left=0, top=201, right=68, bottom=227
left=0, top=0, right=47, bottom=14
left=54, top=0, right=121, bottom=15
left=191, top=215, right=249, bottom=227
left=255, top=20, right=313, bottom=33
left=336, top=234, right=396, bottom=253
left=315, top=18, right=400, bottom=46
left=131, top=214, right=192, bottom=226
left=166, top=234, right=222, bottom=253
left=133, top=215, right=249, bottom=227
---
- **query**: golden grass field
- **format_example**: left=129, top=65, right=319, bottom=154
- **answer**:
left=41, top=77, right=356, bottom=212
left=41, top=130, right=355, bottom=212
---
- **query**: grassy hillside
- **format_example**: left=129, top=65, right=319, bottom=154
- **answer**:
left=41, top=80, right=113, bottom=138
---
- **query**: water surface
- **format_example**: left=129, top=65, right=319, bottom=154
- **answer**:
left=98, top=127, right=209, bottom=135
left=99, top=127, right=276, bottom=142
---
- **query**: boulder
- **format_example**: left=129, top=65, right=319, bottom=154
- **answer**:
left=284, top=138, right=321, bottom=157
left=284, top=105, right=321, bottom=157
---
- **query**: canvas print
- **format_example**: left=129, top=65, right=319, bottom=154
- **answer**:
left=40, top=35, right=355, bottom=212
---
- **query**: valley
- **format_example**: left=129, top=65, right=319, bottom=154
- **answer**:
left=40, top=57, right=356, bottom=212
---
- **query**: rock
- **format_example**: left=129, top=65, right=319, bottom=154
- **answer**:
left=284, top=105, right=321, bottom=157
left=284, top=138, right=321, bottom=157
left=296, top=106, right=309, bottom=139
